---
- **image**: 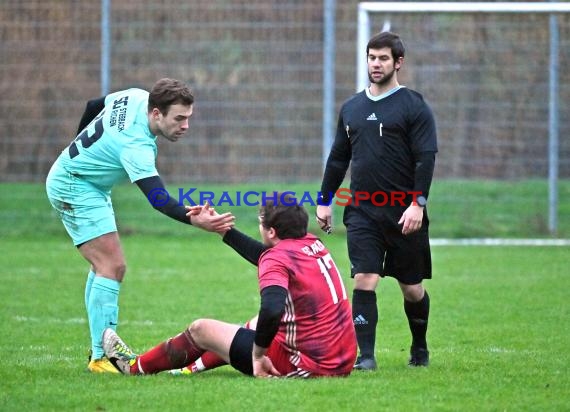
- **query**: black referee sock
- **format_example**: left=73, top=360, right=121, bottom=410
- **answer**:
left=352, top=289, right=378, bottom=359
left=404, top=290, right=430, bottom=349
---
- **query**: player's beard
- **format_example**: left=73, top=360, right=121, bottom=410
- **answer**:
left=368, top=67, right=396, bottom=86
left=160, top=126, right=186, bottom=142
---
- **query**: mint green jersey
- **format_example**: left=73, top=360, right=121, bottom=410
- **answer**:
left=53, top=88, right=158, bottom=193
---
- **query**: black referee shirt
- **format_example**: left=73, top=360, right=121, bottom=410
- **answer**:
left=321, top=86, right=438, bottom=215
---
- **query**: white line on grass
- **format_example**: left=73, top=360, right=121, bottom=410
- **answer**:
left=431, top=238, right=570, bottom=246
left=14, top=316, right=86, bottom=324
left=435, top=346, right=538, bottom=355
left=14, top=315, right=180, bottom=327
left=15, top=354, right=75, bottom=365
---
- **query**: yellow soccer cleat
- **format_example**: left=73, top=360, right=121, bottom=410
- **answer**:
left=169, top=366, right=193, bottom=376
left=87, top=357, right=121, bottom=373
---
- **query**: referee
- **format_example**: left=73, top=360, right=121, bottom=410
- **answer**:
left=316, top=32, right=438, bottom=369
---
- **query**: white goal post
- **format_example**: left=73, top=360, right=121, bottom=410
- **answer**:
left=357, top=2, right=570, bottom=240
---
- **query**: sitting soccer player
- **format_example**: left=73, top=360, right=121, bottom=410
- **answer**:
left=103, top=193, right=357, bottom=378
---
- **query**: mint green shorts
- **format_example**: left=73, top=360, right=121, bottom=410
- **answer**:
left=46, top=167, right=117, bottom=246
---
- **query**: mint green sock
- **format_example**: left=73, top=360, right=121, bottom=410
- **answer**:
left=88, top=276, right=120, bottom=360
left=84, top=270, right=96, bottom=311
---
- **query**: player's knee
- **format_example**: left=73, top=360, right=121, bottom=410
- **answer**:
left=401, top=283, right=424, bottom=302
left=92, top=261, right=126, bottom=282
left=188, top=319, right=207, bottom=339
left=113, top=262, right=126, bottom=282
left=354, top=273, right=379, bottom=290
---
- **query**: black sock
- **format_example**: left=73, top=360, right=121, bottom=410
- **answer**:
left=404, top=290, right=430, bottom=349
left=352, top=289, right=378, bottom=359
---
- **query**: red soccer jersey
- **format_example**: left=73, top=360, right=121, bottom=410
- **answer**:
left=258, top=234, right=357, bottom=376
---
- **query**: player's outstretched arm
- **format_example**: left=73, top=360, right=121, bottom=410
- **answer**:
left=136, top=176, right=234, bottom=232
left=189, top=202, right=235, bottom=233
left=222, top=228, right=267, bottom=266
left=186, top=205, right=266, bottom=265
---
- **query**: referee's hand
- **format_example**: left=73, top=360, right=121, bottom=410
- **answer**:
left=316, top=205, right=333, bottom=234
left=398, top=204, right=424, bottom=235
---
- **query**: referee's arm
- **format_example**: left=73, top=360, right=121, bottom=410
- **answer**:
left=320, top=115, right=352, bottom=203
left=413, top=151, right=436, bottom=201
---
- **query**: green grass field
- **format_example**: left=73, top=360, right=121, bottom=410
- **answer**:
left=0, top=181, right=569, bottom=411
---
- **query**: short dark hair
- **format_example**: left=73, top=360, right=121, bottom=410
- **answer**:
left=148, top=78, right=194, bottom=115
left=366, top=31, right=405, bottom=61
left=259, top=193, right=308, bottom=240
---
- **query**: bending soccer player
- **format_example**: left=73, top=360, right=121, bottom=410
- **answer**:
left=103, top=194, right=357, bottom=378
left=46, top=78, right=235, bottom=373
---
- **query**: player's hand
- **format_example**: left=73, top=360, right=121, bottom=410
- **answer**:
left=185, top=205, right=204, bottom=216
left=398, top=204, right=424, bottom=235
left=316, top=205, right=333, bottom=234
left=186, top=202, right=235, bottom=233
left=252, top=355, right=281, bottom=378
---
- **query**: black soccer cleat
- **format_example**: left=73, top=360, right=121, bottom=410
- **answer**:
left=408, top=346, right=429, bottom=367
left=353, top=356, right=377, bottom=371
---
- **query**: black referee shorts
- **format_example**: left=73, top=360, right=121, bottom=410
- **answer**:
left=343, top=206, right=432, bottom=284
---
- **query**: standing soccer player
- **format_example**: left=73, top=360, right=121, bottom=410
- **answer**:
left=102, top=194, right=357, bottom=378
left=316, top=32, right=438, bottom=369
left=46, top=78, right=235, bottom=373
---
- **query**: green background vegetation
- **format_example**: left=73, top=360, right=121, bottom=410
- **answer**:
left=0, top=181, right=568, bottom=410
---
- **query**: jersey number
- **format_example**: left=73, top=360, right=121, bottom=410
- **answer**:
left=317, top=253, right=347, bottom=304
left=68, top=115, right=104, bottom=159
